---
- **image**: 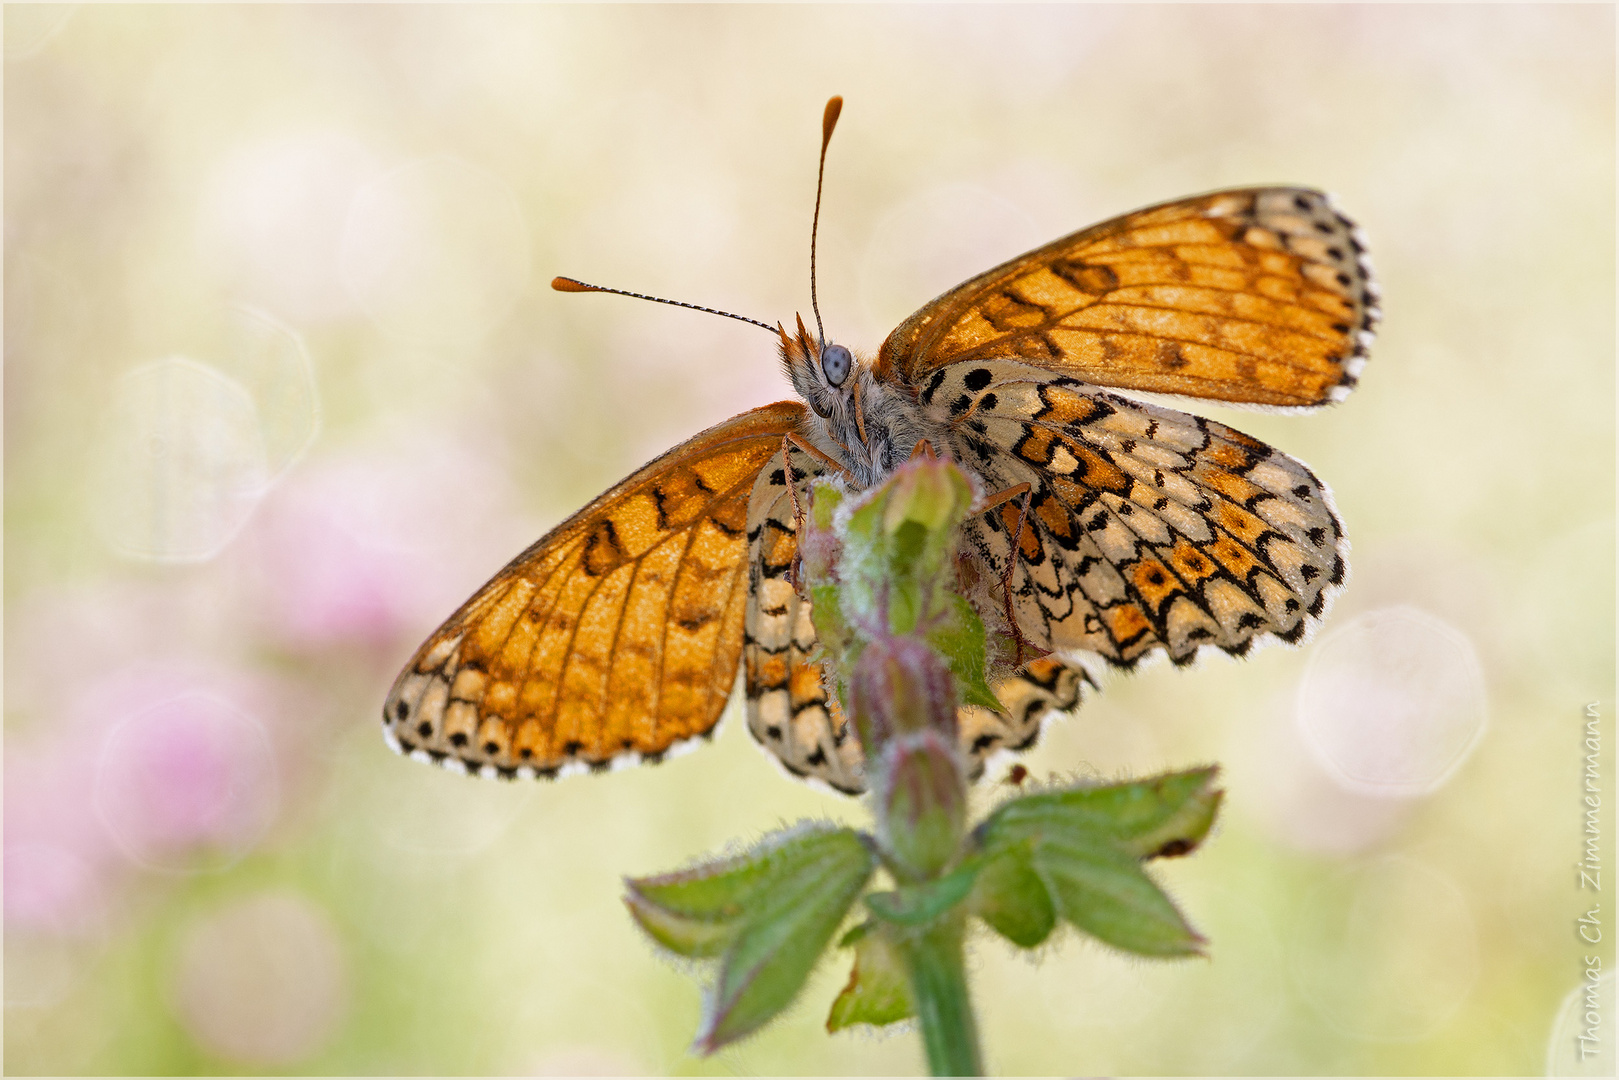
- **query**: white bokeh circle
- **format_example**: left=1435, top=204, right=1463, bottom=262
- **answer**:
left=1547, top=969, right=1615, bottom=1076
left=199, top=132, right=382, bottom=322
left=1296, top=606, right=1487, bottom=797
left=88, top=357, right=271, bottom=563
left=167, top=890, right=348, bottom=1066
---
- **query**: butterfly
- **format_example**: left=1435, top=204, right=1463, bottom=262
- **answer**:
left=383, top=98, right=1377, bottom=794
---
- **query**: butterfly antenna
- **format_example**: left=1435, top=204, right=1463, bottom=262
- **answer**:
left=551, top=277, right=777, bottom=335
left=809, top=95, right=843, bottom=347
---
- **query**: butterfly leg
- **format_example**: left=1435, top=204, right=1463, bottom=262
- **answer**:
left=972, top=482, right=1035, bottom=668
left=780, top=433, right=853, bottom=593
left=909, top=438, right=939, bottom=460
left=973, top=482, right=1031, bottom=517
left=782, top=432, right=852, bottom=479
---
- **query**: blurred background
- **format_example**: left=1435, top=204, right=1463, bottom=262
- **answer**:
left=5, top=5, right=1613, bottom=1075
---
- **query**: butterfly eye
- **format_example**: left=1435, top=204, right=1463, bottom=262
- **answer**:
left=820, top=343, right=852, bottom=387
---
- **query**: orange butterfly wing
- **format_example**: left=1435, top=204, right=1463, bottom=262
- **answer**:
left=383, top=402, right=807, bottom=778
left=875, top=188, right=1377, bottom=408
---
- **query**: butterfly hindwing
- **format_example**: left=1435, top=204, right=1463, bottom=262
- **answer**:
left=384, top=402, right=806, bottom=778
left=957, top=655, right=1097, bottom=767
left=931, top=360, right=1346, bottom=667
left=742, top=446, right=1101, bottom=793
left=742, top=448, right=866, bottom=793
left=877, top=187, right=1378, bottom=409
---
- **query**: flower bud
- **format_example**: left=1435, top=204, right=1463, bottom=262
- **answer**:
left=880, top=457, right=973, bottom=537
left=875, top=729, right=967, bottom=879
left=799, top=479, right=844, bottom=586
left=849, top=635, right=956, bottom=753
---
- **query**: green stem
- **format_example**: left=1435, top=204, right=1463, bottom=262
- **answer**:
left=899, top=914, right=982, bottom=1076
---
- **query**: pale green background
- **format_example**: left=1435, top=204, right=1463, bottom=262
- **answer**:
left=5, top=4, right=1614, bottom=1075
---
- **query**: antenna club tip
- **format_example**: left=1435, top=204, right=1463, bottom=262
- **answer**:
left=821, top=96, right=843, bottom=142
left=551, top=276, right=594, bottom=293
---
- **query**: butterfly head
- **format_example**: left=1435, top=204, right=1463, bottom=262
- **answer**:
left=778, top=313, right=862, bottom=420
left=778, top=312, right=926, bottom=486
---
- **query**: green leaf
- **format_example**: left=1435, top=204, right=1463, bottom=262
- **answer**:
left=837, top=920, right=873, bottom=949
left=626, top=826, right=873, bottom=960
left=968, top=844, right=1056, bottom=948
left=982, top=767, right=1222, bottom=858
left=1034, top=837, right=1205, bottom=957
left=624, top=850, right=766, bottom=959
left=626, top=848, right=774, bottom=937
left=968, top=769, right=1222, bottom=958
left=865, top=862, right=978, bottom=926
left=827, top=925, right=916, bottom=1032
left=689, top=827, right=877, bottom=1053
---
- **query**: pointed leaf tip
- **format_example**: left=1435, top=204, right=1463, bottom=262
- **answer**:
left=689, top=827, right=876, bottom=1053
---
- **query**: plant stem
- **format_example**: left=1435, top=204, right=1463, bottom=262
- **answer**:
left=899, top=913, right=982, bottom=1076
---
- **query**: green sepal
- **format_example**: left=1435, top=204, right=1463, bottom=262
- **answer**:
left=827, top=924, right=916, bottom=1032
left=636, top=826, right=876, bottom=1054
left=865, top=862, right=979, bottom=927
left=809, top=477, right=844, bottom=528
left=809, top=582, right=854, bottom=669
left=967, top=841, right=1056, bottom=948
left=837, top=458, right=975, bottom=638
left=925, top=594, right=1000, bottom=711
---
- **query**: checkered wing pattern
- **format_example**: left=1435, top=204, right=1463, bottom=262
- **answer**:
left=929, top=360, right=1347, bottom=667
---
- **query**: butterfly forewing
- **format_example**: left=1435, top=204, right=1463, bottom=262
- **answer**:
left=877, top=188, right=1377, bottom=409
left=927, top=360, right=1345, bottom=667
left=385, top=402, right=807, bottom=778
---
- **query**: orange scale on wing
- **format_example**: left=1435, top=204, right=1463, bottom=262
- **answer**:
left=1128, top=557, right=1186, bottom=615
left=1213, top=501, right=1273, bottom=548
left=1102, top=603, right=1156, bottom=652
left=1166, top=539, right=1222, bottom=587
left=1205, top=531, right=1265, bottom=582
